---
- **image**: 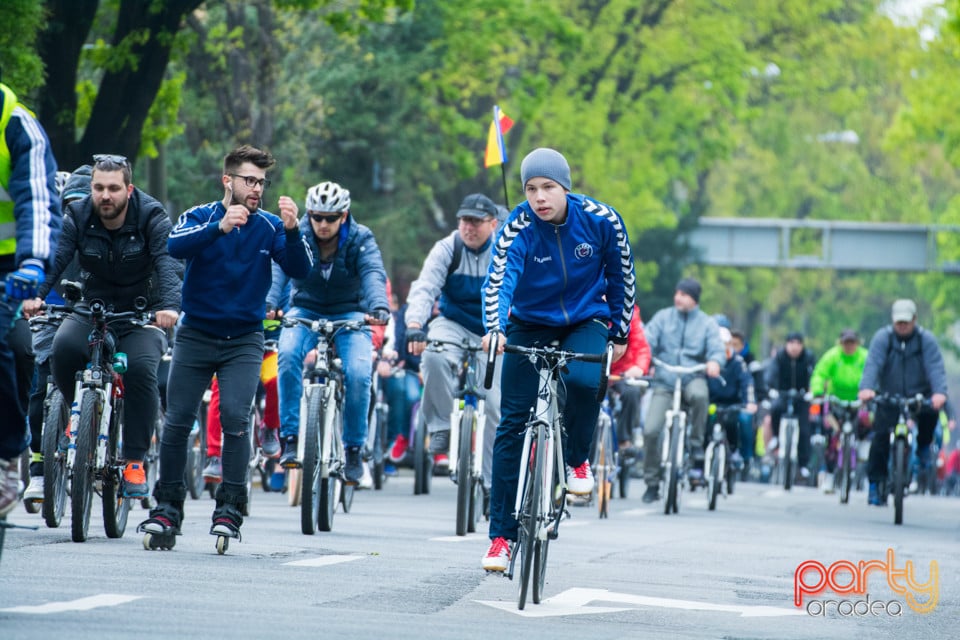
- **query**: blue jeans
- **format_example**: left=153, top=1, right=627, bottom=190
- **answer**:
left=489, top=318, right=606, bottom=541
left=386, top=369, right=420, bottom=442
left=278, top=309, right=372, bottom=448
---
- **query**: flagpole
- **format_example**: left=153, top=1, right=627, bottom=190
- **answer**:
left=499, top=164, right=510, bottom=210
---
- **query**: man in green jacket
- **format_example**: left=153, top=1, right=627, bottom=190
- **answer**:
left=810, top=329, right=868, bottom=402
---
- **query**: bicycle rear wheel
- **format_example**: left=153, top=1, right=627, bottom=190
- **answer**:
left=42, top=388, right=69, bottom=529
left=102, top=397, right=129, bottom=538
left=455, top=406, right=475, bottom=536
left=71, top=390, right=99, bottom=543
left=893, top=438, right=906, bottom=525
left=301, top=392, right=322, bottom=535
left=517, top=423, right=543, bottom=611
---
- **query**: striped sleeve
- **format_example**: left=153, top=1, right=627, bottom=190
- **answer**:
left=6, top=106, right=61, bottom=269
left=483, top=211, right=531, bottom=333
left=584, top=198, right=635, bottom=341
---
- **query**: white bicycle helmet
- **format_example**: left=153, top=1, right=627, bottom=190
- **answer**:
left=54, top=171, right=72, bottom=195
left=305, top=181, right=351, bottom=212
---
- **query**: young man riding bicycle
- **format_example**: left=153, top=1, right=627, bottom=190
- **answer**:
left=480, top=148, right=635, bottom=571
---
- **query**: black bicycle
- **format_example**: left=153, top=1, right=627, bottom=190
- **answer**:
left=874, top=393, right=929, bottom=525
left=49, top=295, right=153, bottom=542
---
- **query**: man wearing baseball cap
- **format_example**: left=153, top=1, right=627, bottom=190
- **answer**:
left=859, top=299, right=947, bottom=506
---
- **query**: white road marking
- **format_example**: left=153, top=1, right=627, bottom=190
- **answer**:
left=284, top=555, right=363, bottom=567
left=477, top=587, right=805, bottom=618
left=431, top=533, right=487, bottom=542
left=1, top=594, right=143, bottom=614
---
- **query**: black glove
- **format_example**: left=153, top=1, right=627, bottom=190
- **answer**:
left=406, top=328, right=428, bottom=347
left=370, top=309, right=391, bottom=325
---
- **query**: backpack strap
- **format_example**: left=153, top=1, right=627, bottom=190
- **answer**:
left=447, top=231, right=464, bottom=276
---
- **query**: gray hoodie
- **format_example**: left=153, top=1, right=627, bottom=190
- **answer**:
left=645, top=305, right=726, bottom=390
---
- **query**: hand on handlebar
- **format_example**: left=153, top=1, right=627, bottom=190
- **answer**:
left=153, top=309, right=179, bottom=329
left=21, top=297, right=44, bottom=318
left=406, top=327, right=427, bottom=356
left=932, top=393, right=947, bottom=411
left=706, top=361, right=721, bottom=378
left=611, top=342, right=627, bottom=363
left=858, top=388, right=875, bottom=403
left=482, top=331, right=505, bottom=355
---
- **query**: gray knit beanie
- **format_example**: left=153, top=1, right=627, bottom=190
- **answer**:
left=520, top=148, right=571, bottom=191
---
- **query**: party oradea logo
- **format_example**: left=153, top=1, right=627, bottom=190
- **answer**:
left=794, top=549, right=938, bottom=617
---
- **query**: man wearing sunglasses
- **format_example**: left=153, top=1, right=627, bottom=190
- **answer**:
left=269, top=180, right=390, bottom=487
left=24, top=153, right=181, bottom=501
left=404, top=193, right=505, bottom=482
left=140, top=145, right=312, bottom=548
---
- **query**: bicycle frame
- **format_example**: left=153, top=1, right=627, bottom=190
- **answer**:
left=293, top=319, right=346, bottom=479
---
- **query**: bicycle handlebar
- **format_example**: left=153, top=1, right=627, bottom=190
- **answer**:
left=424, top=338, right=484, bottom=353
left=651, top=357, right=709, bottom=376
left=281, top=316, right=370, bottom=335
left=483, top=331, right=500, bottom=389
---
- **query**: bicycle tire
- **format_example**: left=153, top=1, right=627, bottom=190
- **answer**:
left=71, top=390, right=98, bottom=543
left=319, top=402, right=344, bottom=530
left=532, top=538, right=550, bottom=604
left=596, top=420, right=611, bottom=519
left=783, top=421, right=794, bottom=491
left=372, top=401, right=387, bottom=491
left=42, top=388, right=69, bottom=529
left=186, top=422, right=204, bottom=500
left=726, top=449, right=736, bottom=496
left=102, top=397, right=129, bottom=538
left=467, top=476, right=484, bottom=533
left=455, top=405, right=475, bottom=536
left=301, top=391, right=323, bottom=535
left=839, top=431, right=852, bottom=505
left=708, top=444, right=721, bottom=511
left=517, top=422, right=543, bottom=611
left=665, top=420, right=680, bottom=515
left=618, top=445, right=631, bottom=499
left=413, top=409, right=430, bottom=495
left=893, top=438, right=906, bottom=525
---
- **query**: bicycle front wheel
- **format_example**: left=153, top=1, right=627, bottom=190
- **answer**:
left=517, top=422, right=544, bottom=610
left=665, top=421, right=681, bottom=515
left=893, top=438, right=906, bottom=525
left=102, top=397, right=129, bottom=538
left=783, top=422, right=795, bottom=491
left=301, top=392, right=322, bottom=535
left=71, top=390, right=99, bottom=543
left=839, top=432, right=852, bottom=505
left=319, top=403, right=344, bottom=531
left=708, top=444, right=721, bottom=511
left=595, top=418, right=612, bottom=519
left=455, top=405, right=475, bottom=536
left=413, top=409, right=430, bottom=495
left=42, top=388, right=69, bottom=529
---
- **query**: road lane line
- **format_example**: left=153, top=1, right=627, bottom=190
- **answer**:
left=1, top=594, right=143, bottom=614
left=284, top=555, right=364, bottom=567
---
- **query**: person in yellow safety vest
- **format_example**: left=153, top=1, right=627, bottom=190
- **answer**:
left=0, top=79, right=62, bottom=517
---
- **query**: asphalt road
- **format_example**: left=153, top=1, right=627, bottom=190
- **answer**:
left=1, top=470, right=958, bottom=639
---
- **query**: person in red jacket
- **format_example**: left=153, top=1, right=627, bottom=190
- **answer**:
left=610, top=305, right=650, bottom=451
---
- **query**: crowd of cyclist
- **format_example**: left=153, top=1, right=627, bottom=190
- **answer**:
left=1, top=93, right=957, bottom=570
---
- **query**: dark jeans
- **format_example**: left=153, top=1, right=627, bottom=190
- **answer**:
left=8, top=316, right=33, bottom=411
left=489, top=318, right=605, bottom=541
left=158, top=325, right=262, bottom=502
left=867, top=403, right=938, bottom=484
left=771, top=396, right=811, bottom=469
left=28, top=358, right=53, bottom=456
left=50, top=312, right=165, bottom=460
left=0, top=297, right=28, bottom=459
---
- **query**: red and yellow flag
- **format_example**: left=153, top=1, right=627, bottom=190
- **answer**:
left=483, top=105, right=514, bottom=168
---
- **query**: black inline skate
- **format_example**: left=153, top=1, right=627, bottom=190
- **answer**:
left=210, top=486, right=246, bottom=555
left=139, top=484, right=185, bottom=550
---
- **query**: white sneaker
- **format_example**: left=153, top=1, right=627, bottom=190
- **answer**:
left=23, top=475, right=44, bottom=501
left=482, top=537, right=511, bottom=572
left=358, top=462, right=373, bottom=490
left=566, top=460, right=595, bottom=496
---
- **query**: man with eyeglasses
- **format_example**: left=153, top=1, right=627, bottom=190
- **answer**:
left=23, top=153, right=180, bottom=501
left=139, top=145, right=312, bottom=548
left=0, top=78, right=62, bottom=517
left=404, top=193, right=504, bottom=481
left=270, top=180, right=390, bottom=487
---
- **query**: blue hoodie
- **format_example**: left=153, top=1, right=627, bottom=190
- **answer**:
left=168, top=201, right=312, bottom=338
left=483, top=193, right=635, bottom=342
